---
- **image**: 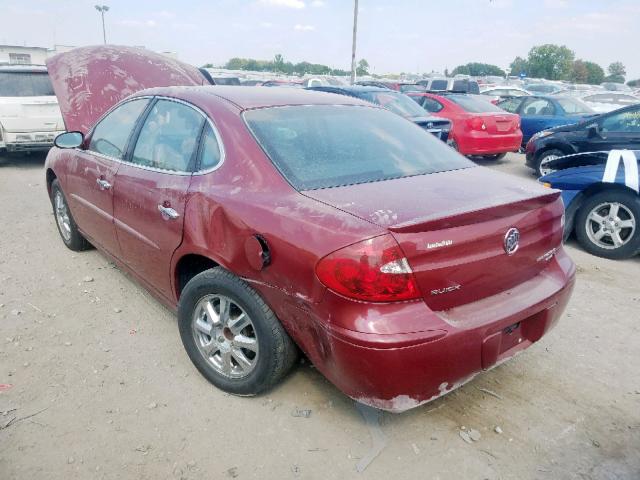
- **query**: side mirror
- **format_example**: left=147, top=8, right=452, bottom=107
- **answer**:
left=586, top=124, right=600, bottom=138
left=54, top=131, right=84, bottom=149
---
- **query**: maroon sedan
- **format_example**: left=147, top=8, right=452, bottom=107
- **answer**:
left=45, top=47, right=575, bottom=412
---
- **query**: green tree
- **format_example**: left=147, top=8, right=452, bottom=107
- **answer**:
left=451, top=62, right=504, bottom=77
left=356, top=59, right=370, bottom=76
left=608, top=61, right=626, bottom=79
left=583, top=61, right=605, bottom=85
left=509, top=56, right=528, bottom=77
left=273, top=54, right=285, bottom=73
left=627, top=79, right=640, bottom=87
left=569, top=59, right=589, bottom=84
left=526, top=44, right=575, bottom=80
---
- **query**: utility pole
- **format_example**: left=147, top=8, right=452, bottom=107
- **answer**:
left=95, top=5, right=110, bottom=44
left=349, top=0, right=358, bottom=85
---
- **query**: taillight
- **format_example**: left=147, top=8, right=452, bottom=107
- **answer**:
left=467, top=117, right=487, bottom=131
left=315, top=234, right=420, bottom=302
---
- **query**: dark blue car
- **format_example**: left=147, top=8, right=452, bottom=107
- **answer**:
left=307, top=85, right=452, bottom=142
left=540, top=150, right=639, bottom=259
left=498, top=95, right=597, bottom=145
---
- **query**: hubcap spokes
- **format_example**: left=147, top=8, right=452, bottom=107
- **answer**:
left=539, top=155, right=558, bottom=176
left=54, top=191, right=72, bottom=241
left=192, top=294, right=258, bottom=378
left=586, top=202, right=636, bottom=250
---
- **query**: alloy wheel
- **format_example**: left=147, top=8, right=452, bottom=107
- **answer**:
left=191, top=294, right=259, bottom=379
left=54, top=190, right=72, bottom=242
left=539, top=154, right=559, bottom=176
left=585, top=202, right=636, bottom=250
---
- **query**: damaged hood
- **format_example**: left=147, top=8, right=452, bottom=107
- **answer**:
left=46, top=45, right=208, bottom=134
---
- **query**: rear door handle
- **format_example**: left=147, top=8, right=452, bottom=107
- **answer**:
left=158, top=204, right=180, bottom=220
left=96, top=178, right=111, bottom=190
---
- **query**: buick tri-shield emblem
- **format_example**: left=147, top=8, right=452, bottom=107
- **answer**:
left=503, top=228, right=520, bottom=255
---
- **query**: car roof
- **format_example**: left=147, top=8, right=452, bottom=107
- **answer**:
left=134, top=85, right=373, bottom=110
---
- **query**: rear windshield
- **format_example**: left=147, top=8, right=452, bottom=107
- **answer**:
left=448, top=95, right=503, bottom=113
left=244, top=105, right=472, bottom=190
left=430, top=79, right=448, bottom=90
left=361, top=90, right=427, bottom=117
left=0, top=71, right=55, bottom=97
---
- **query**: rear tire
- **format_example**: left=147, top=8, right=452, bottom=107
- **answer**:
left=178, top=267, right=298, bottom=395
left=50, top=179, right=91, bottom=251
left=535, top=149, right=564, bottom=177
left=575, top=190, right=640, bottom=259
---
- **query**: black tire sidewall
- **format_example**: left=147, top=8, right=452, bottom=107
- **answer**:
left=178, top=268, right=289, bottom=395
left=575, top=189, right=640, bottom=260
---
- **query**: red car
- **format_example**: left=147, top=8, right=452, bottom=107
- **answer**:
left=45, top=47, right=575, bottom=412
left=409, top=92, right=523, bottom=160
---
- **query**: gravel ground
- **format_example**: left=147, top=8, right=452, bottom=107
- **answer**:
left=0, top=151, right=639, bottom=480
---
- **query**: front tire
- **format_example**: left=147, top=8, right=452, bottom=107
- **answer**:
left=178, top=267, right=298, bottom=395
left=535, top=148, right=564, bottom=177
left=575, top=190, right=640, bottom=259
left=50, top=179, right=91, bottom=251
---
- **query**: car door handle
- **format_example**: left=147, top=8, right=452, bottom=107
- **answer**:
left=158, top=204, right=180, bottom=220
left=96, top=178, right=111, bottom=190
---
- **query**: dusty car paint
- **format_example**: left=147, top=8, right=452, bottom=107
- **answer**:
left=45, top=48, right=575, bottom=411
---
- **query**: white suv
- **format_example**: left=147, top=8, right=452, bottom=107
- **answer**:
left=0, top=65, right=64, bottom=154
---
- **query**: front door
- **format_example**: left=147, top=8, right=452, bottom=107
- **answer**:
left=113, top=98, right=205, bottom=299
left=65, top=97, right=150, bottom=256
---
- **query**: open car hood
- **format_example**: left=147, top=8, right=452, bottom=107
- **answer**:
left=46, top=45, right=208, bottom=134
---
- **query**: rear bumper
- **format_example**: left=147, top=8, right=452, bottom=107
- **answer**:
left=0, top=130, right=63, bottom=151
left=291, top=248, right=575, bottom=412
left=456, top=131, right=523, bottom=156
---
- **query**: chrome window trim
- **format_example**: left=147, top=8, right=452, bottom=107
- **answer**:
left=83, top=95, right=225, bottom=176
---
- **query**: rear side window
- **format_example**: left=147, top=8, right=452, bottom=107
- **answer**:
left=244, top=105, right=472, bottom=190
left=0, top=72, right=55, bottom=97
left=498, top=97, right=524, bottom=113
left=448, top=95, right=503, bottom=113
left=199, top=123, right=223, bottom=170
left=131, top=99, right=204, bottom=172
left=89, top=98, right=150, bottom=159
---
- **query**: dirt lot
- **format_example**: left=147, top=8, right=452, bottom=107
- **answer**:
left=1, top=151, right=639, bottom=480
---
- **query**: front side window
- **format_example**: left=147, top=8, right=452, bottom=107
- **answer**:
left=132, top=99, right=204, bottom=172
left=601, top=109, right=640, bottom=133
left=556, top=98, right=594, bottom=115
left=89, top=98, right=150, bottom=158
left=245, top=105, right=472, bottom=190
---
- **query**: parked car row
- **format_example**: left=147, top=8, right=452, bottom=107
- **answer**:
left=42, top=46, right=576, bottom=412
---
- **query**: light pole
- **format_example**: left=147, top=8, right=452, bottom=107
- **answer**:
left=95, top=5, right=109, bottom=44
left=349, top=0, right=358, bottom=85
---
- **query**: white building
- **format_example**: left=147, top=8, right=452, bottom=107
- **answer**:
left=0, top=45, right=77, bottom=65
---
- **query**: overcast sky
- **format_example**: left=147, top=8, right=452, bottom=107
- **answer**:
left=1, top=0, right=638, bottom=80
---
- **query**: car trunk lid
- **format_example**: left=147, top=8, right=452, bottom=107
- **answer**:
left=0, top=96, right=64, bottom=132
left=304, top=167, right=564, bottom=311
left=46, top=45, right=208, bottom=134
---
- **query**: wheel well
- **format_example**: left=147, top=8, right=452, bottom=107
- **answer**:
left=46, top=169, right=57, bottom=196
left=174, top=254, right=219, bottom=299
left=536, top=145, right=570, bottom=162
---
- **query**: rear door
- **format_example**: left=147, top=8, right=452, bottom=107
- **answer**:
left=519, top=97, right=557, bottom=142
left=65, top=97, right=151, bottom=256
left=113, top=98, right=206, bottom=299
